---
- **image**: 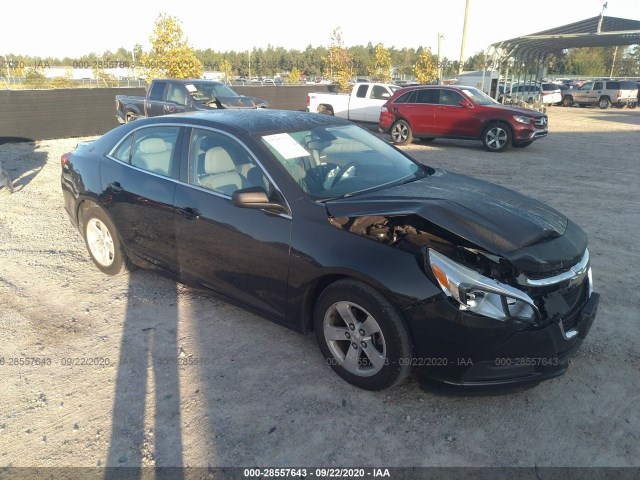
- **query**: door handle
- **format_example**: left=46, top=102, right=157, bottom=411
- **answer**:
left=108, top=182, right=123, bottom=193
left=178, top=207, right=200, bottom=220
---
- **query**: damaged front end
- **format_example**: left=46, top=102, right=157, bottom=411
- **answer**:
left=327, top=210, right=599, bottom=386
left=328, top=212, right=594, bottom=335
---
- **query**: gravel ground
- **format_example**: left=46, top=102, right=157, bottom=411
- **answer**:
left=1, top=106, right=639, bottom=470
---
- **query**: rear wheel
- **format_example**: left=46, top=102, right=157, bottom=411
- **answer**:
left=598, top=97, right=611, bottom=110
left=482, top=122, right=512, bottom=152
left=83, top=206, right=130, bottom=275
left=317, top=105, right=334, bottom=115
left=390, top=120, right=413, bottom=145
left=314, top=279, right=412, bottom=390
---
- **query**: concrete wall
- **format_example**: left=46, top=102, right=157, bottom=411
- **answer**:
left=0, top=85, right=331, bottom=141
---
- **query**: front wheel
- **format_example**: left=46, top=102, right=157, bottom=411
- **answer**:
left=482, top=122, right=512, bottom=152
left=124, top=110, right=138, bottom=123
left=314, top=280, right=412, bottom=390
left=83, top=206, right=130, bottom=275
left=598, top=97, right=611, bottom=110
left=390, top=120, right=413, bottom=145
left=562, top=96, right=574, bottom=107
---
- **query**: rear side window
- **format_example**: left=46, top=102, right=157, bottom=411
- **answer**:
left=149, top=82, right=166, bottom=101
left=356, top=85, right=369, bottom=98
left=393, top=91, right=416, bottom=104
left=542, top=84, right=556, bottom=91
left=593, top=82, right=604, bottom=90
left=112, top=136, right=133, bottom=163
left=130, top=126, right=180, bottom=177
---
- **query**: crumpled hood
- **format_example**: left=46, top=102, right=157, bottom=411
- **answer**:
left=216, top=95, right=268, bottom=109
left=326, top=169, right=586, bottom=271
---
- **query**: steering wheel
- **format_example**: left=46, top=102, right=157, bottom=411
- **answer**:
left=330, top=161, right=358, bottom=188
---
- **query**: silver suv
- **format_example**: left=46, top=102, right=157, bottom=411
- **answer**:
left=562, top=80, right=638, bottom=109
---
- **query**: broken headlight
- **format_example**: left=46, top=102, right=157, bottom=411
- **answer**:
left=428, top=249, right=539, bottom=322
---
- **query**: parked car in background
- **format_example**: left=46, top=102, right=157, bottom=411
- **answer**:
left=61, top=109, right=598, bottom=390
left=561, top=80, right=639, bottom=109
left=115, top=79, right=268, bottom=123
left=307, top=82, right=400, bottom=123
left=499, top=83, right=561, bottom=105
left=379, top=85, right=548, bottom=152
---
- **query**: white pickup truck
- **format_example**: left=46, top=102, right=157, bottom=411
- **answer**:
left=306, top=82, right=400, bottom=123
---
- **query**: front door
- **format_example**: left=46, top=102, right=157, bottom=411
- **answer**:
left=173, top=127, right=291, bottom=319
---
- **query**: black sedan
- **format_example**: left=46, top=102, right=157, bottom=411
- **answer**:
left=61, top=110, right=599, bottom=390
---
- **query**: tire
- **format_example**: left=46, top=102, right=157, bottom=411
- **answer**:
left=124, top=110, right=137, bottom=123
left=629, top=102, right=637, bottom=109
left=317, top=105, right=333, bottom=115
left=82, top=205, right=130, bottom=276
left=562, top=95, right=574, bottom=107
left=313, top=279, right=412, bottom=390
left=512, top=140, right=534, bottom=148
left=419, top=137, right=435, bottom=143
left=390, top=119, right=413, bottom=145
left=482, top=122, right=512, bottom=152
left=598, top=97, right=611, bottom=110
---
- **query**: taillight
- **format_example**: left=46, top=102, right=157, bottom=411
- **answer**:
left=307, top=95, right=312, bottom=106
left=61, top=152, right=71, bottom=167
left=616, top=90, right=622, bottom=99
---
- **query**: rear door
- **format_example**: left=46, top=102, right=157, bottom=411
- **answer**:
left=411, top=88, right=438, bottom=134
left=172, top=127, right=291, bottom=319
left=101, top=125, right=183, bottom=268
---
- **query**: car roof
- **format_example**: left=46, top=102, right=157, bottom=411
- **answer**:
left=132, top=109, right=352, bottom=135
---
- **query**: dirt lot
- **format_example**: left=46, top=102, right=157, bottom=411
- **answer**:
left=1, top=106, right=639, bottom=472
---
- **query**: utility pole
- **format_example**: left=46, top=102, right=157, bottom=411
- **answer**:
left=437, top=33, right=443, bottom=84
left=609, top=45, right=618, bottom=77
left=458, top=0, right=470, bottom=75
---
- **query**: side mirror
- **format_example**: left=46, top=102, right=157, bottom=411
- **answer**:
left=232, top=187, right=287, bottom=214
left=459, top=99, right=472, bottom=107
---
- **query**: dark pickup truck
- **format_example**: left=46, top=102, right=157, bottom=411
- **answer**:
left=116, top=79, right=269, bottom=123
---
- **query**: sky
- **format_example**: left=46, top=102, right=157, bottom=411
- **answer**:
left=2, top=0, right=638, bottom=62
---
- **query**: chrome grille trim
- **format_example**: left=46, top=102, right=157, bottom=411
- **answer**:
left=516, top=249, right=590, bottom=287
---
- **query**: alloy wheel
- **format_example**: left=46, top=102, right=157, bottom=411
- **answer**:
left=323, top=301, right=387, bottom=377
left=86, top=218, right=115, bottom=267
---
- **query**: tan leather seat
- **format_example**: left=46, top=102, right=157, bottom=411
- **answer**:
left=134, top=138, right=172, bottom=176
left=199, top=147, right=244, bottom=195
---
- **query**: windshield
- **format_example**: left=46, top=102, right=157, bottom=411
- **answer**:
left=260, top=124, right=430, bottom=200
left=459, top=87, right=497, bottom=105
left=187, top=82, right=239, bottom=102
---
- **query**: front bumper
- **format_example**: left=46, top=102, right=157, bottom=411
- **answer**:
left=404, top=291, right=599, bottom=388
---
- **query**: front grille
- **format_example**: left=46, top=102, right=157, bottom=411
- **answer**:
left=560, top=281, right=588, bottom=332
left=534, top=116, right=548, bottom=127
left=532, top=277, right=589, bottom=329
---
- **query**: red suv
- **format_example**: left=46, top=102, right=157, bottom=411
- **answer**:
left=379, top=85, right=548, bottom=152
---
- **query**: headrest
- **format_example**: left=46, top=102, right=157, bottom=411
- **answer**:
left=204, top=147, right=235, bottom=174
left=138, top=138, right=167, bottom=154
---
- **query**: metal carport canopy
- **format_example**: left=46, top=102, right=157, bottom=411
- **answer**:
left=492, top=15, right=640, bottom=56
